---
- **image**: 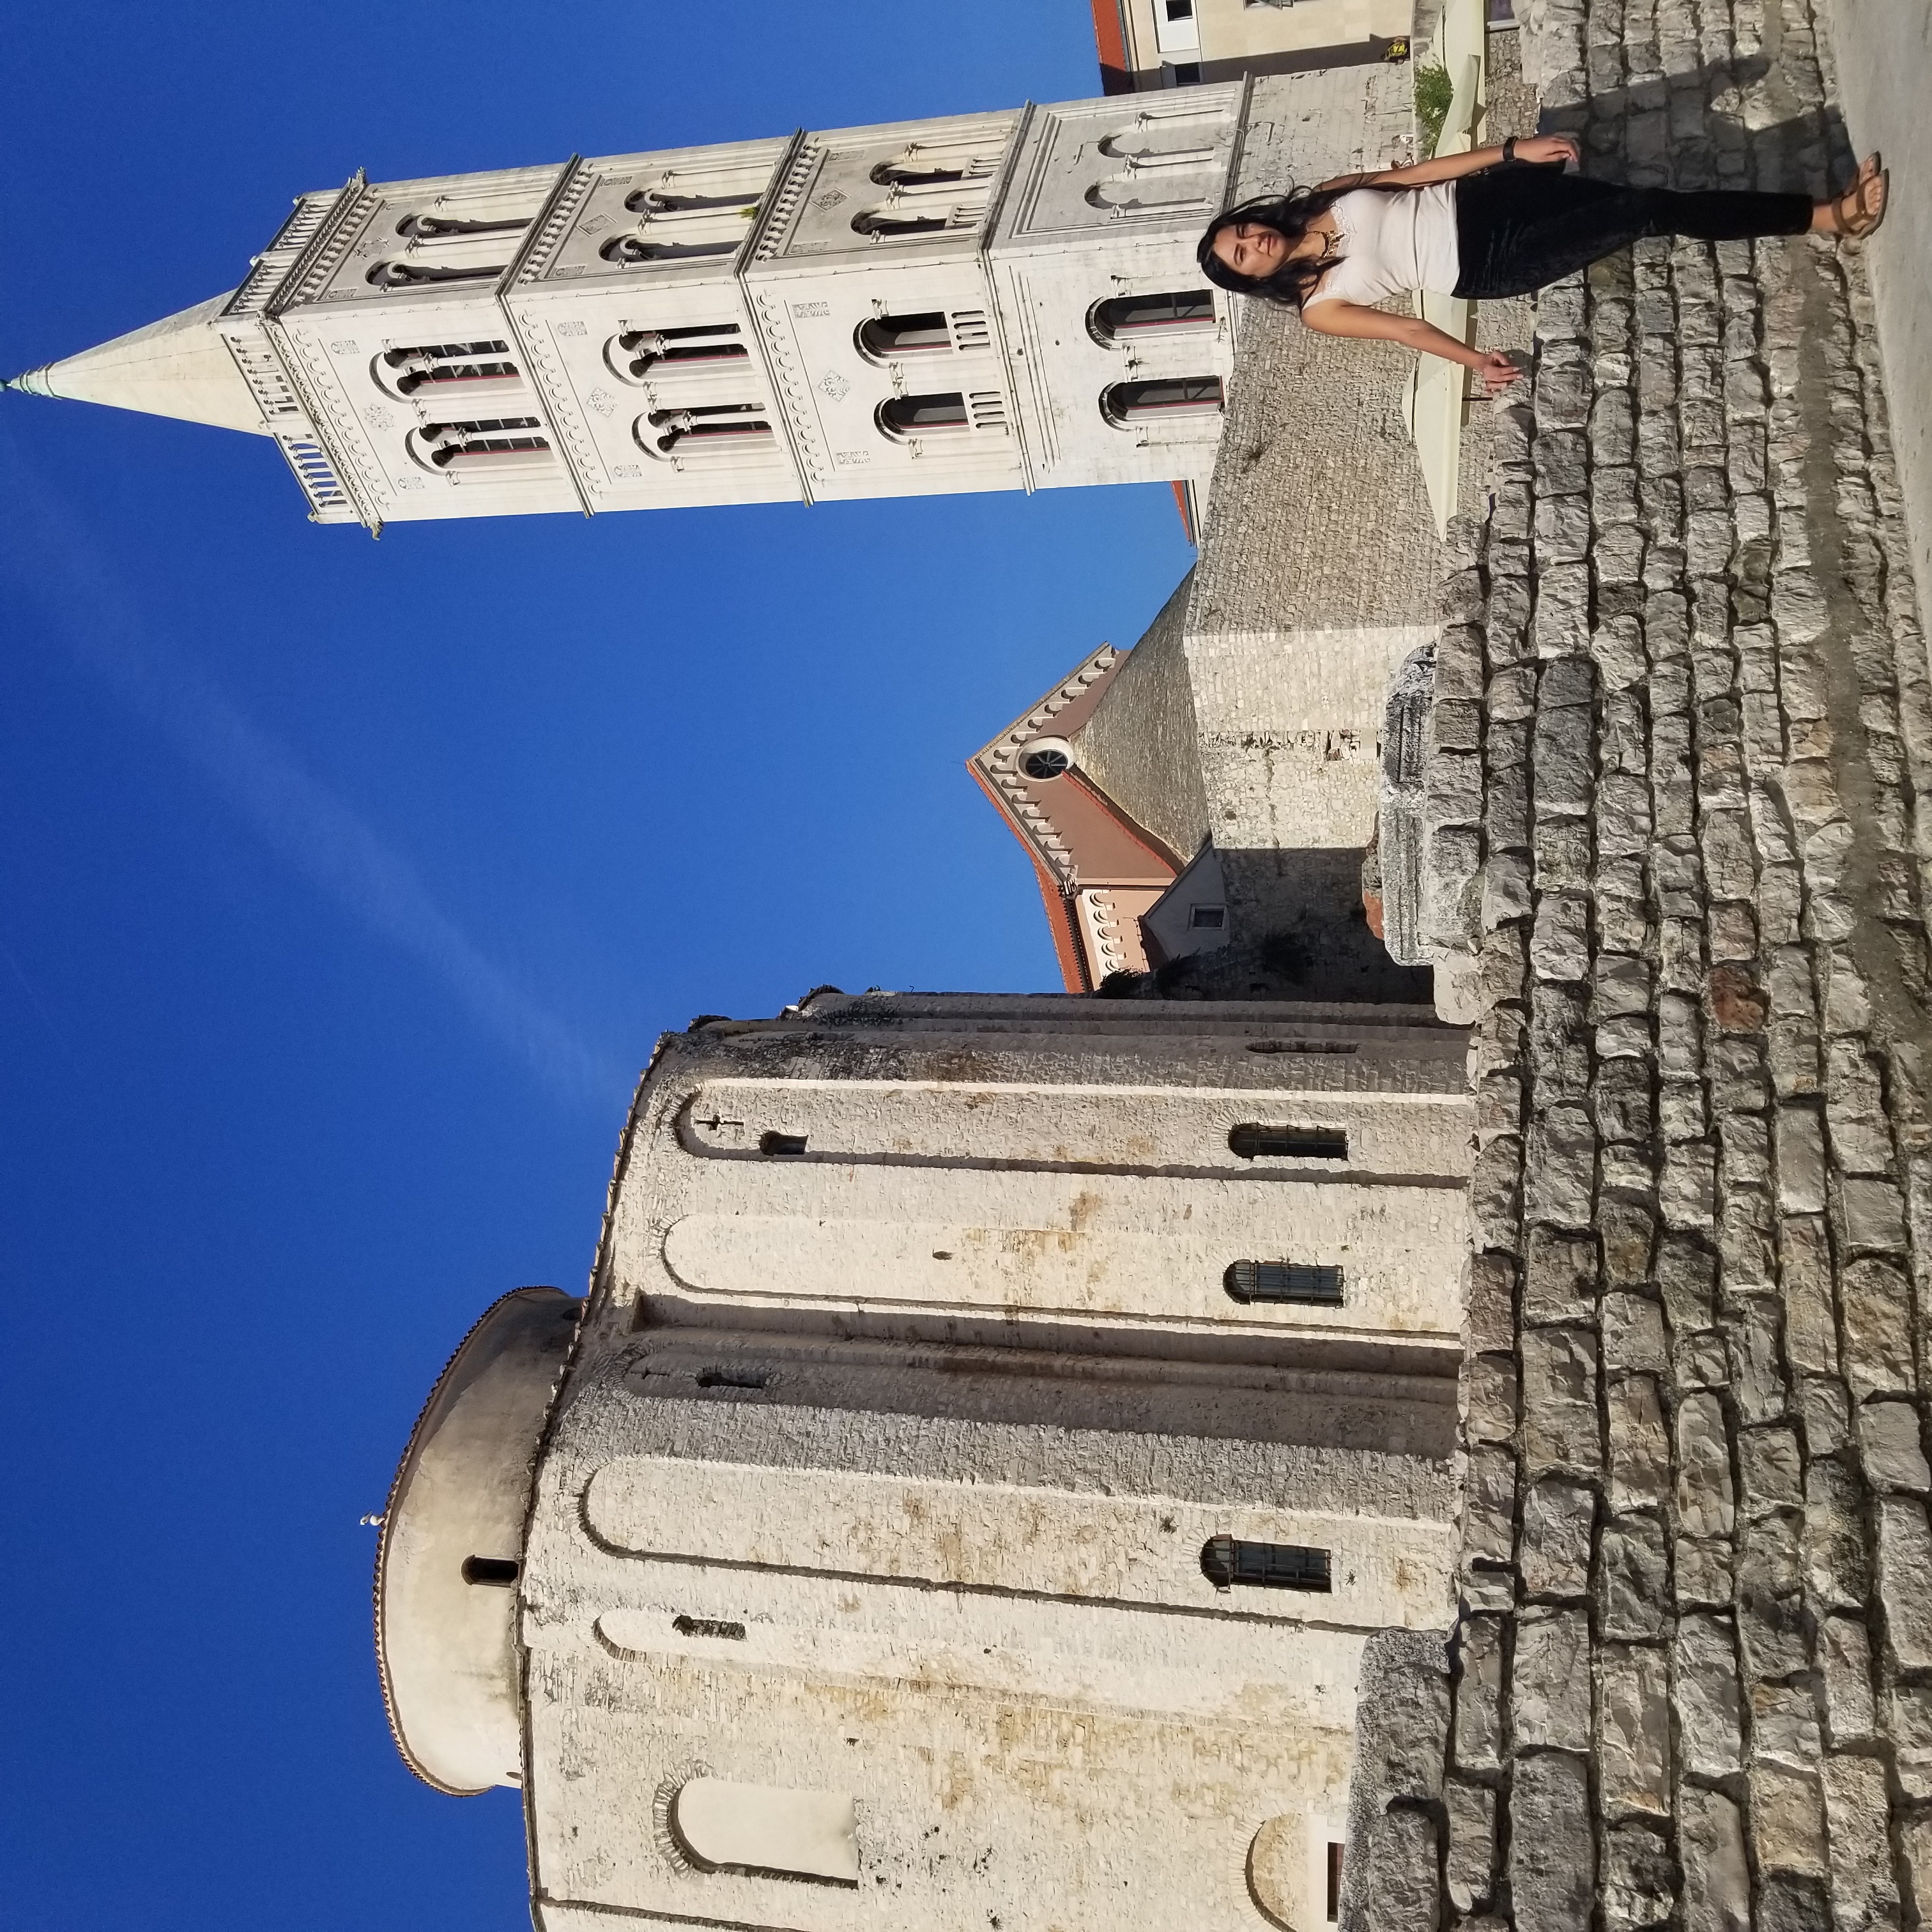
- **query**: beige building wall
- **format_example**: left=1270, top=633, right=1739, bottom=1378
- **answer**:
left=376, top=992, right=1476, bottom=1932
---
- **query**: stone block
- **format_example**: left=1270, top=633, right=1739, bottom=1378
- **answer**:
left=1804, top=1457, right=1871, bottom=1610
left=1821, top=1753, right=1898, bottom=1928
left=1512, top=1607, right=1591, bottom=1752
left=1749, top=1680, right=1821, bottom=1769
left=1857, top=1399, right=1930, bottom=1494
left=1600, top=1291, right=1667, bottom=1374
left=1676, top=1534, right=1736, bottom=1607
left=1600, top=1820, right=1676, bottom=1932
left=1524, top=1227, right=1598, bottom=1325
left=1878, top=1498, right=1932, bottom=1670
left=1444, top=1778, right=1497, bottom=1914
left=1751, top=1765, right=1827, bottom=1878
left=1598, top=1510, right=1670, bottom=1641
left=1676, top=1391, right=1735, bottom=1538
left=1464, top=1445, right=1517, bottom=1565
left=1466, top=1250, right=1516, bottom=1356
left=1727, top=1292, right=1790, bottom=1425
left=1778, top=1214, right=1837, bottom=1376
left=1508, top=1752, right=1595, bottom=1932
left=1453, top=1613, right=1505, bottom=1772
left=1607, top=1374, right=1671, bottom=1510
left=1818, top=1614, right=1875, bottom=1745
left=1657, top=1234, right=1718, bottom=1330
left=1522, top=1327, right=1602, bottom=1475
left=1675, top=1613, right=1745, bottom=1776
left=1774, top=1105, right=1828, bottom=1214
left=1679, top=1785, right=1751, bottom=1932
left=1738, top=1423, right=1804, bottom=1514
left=1520, top=1475, right=1596, bottom=1598
left=1841, top=1257, right=1915, bottom=1401
left=1596, top=1642, right=1669, bottom=1816
left=1464, top=1353, right=1519, bottom=1446
left=1738, top=1510, right=1809, bottom=1680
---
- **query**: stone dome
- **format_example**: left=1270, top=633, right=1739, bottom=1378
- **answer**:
left=374, top=1286, right=580, bottom=1795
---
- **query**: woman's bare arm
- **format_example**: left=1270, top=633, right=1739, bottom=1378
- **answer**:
left=1300, top=297, right=1523, bottom=393
left=1314, top=132, right=1579, bottom=193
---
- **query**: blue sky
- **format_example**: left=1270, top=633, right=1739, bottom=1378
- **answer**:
left=0, top=4, right=1195, bottom=1927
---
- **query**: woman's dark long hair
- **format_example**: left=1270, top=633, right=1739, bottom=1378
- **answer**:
left=1197, top=184, right=1398, bottom=310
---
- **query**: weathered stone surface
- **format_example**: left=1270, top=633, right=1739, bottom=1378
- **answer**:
left=1512, top=1608, right=1591, bottom=1751
left=1877, top=1498, right=1932, bottom=1670
left=1818, top=1615, right=1876, bottom=1747
left=1676, top=1391, right=1736, bottom=1538
left=1751, top=1765, right=1827, bottom=1879
left=1820, top=1754, right=1898, bottom=1929
left=1522, top=1326, right=1602, bottom=1474
left=1601, top=1819, right=1677, bottom=1931
left=1519, top=1474, right=1596, bottom=1597
left=1680, top=1785, right=1751, bottom=1932
left=1454, top=1612, right=1505, bottom=1772
left=1597, top=1642, right=1669, bottom=1816
left=1444, top=1777, right=1497, bottom=1914
left=1509, top=1751, right=1595, bottom=1932
left=1675, top=1614, right=1744, bottom=1778
left=1857, top=1399, right=1930, bottom=1493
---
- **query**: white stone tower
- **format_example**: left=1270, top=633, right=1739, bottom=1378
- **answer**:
left=376, top=990, right=1473, bottom=1931
left=5, top=93, right=1281, bottom=531
left=7, top=68, right=1416, bottom=531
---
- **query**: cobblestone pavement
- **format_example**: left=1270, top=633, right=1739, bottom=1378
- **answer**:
left=1342, top=0, right=1932, bottom=1923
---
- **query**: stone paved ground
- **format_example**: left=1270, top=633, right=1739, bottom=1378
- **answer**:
left=1342, top=0, right=1932, bottom=1924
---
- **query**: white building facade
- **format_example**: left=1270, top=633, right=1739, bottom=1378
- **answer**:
left=8, top=70, right=1411, bottom=531
left=377, top=991, right=1473, bottom=1932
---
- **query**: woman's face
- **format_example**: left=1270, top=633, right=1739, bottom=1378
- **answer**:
left=1210, top=222, right=1286, bottom=279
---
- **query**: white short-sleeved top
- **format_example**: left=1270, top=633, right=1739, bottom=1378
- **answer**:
left=1301, top=185, right=1462, bottom=309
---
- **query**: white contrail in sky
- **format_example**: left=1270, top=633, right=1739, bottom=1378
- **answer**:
left=3, top=449, right=631, bottom=1109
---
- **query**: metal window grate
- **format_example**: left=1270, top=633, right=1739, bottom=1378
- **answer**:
left=1223, top=1261, right=1344, bottom=1305
left=1228, top=1124, right=1348, bottom=1160
left=1200, top=1537, right=1331, bottom=1591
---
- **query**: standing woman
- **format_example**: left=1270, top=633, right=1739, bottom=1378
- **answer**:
left=1198, top=139, right=1889, bottom=393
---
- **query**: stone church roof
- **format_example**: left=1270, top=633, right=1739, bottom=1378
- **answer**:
left=1070, top=570, right=1212, bottom=870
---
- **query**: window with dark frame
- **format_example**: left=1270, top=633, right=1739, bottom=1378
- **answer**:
left=759, top=1131, right=808, bottom=1156
left=1223, top=1260, right=1345, bottom=1305
left=461, top=1556, right=521, bottom=1587
left=1326, top=1842, right=1345, bottom=1920
left=1227, top=1124, right=1348, bottom=1160
left=1200, top=1537, right=1331, bottom=1591
left=1188, top=904, right=1225, bottom=928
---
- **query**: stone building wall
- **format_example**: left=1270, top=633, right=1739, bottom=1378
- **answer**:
left=508, top=993, right=1475, bottom=1931
left=1341, top=0, right=1932, bottom=1922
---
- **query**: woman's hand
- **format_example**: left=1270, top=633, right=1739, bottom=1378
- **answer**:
left=1473, top=349, right=1524, bottom=394
left=1512, top=134, right=1579, bottom=167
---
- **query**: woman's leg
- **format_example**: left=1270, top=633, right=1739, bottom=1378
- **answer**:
left=1454, top=165, right=1812, bottom=298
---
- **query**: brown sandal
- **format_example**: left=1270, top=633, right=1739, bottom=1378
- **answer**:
left=1829, top=155, right=1889, bottom=240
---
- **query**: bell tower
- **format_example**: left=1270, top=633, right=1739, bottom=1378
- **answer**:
left=8, top=76, right=1396, bottom=530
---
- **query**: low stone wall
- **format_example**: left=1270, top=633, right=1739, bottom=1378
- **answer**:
left=1343, top=0, right=1932, bottom=1921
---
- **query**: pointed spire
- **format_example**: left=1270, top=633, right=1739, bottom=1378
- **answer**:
left=6, top=293, right=273, bottom=436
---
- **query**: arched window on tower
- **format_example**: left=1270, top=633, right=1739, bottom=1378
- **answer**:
left=612, top=324, right=749, bottom=380
left=868, top=140, right=1002, bottom=187
left=1100, top=376, right=1223, bottom=428
left=637, top=403, right=776, bottom=457
left=875, top=392, right=970, bottom=440
left=395, top=211, right=531, bottom=239
left=375, top=341, right=526, bottom=405
left=409, top=418, right=554, bottom=475
left=367, top=258, right=505, bottom=288
left=854, top=311, right=955, bottom=361
left=1086, top=291, right=1216, bottom=347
